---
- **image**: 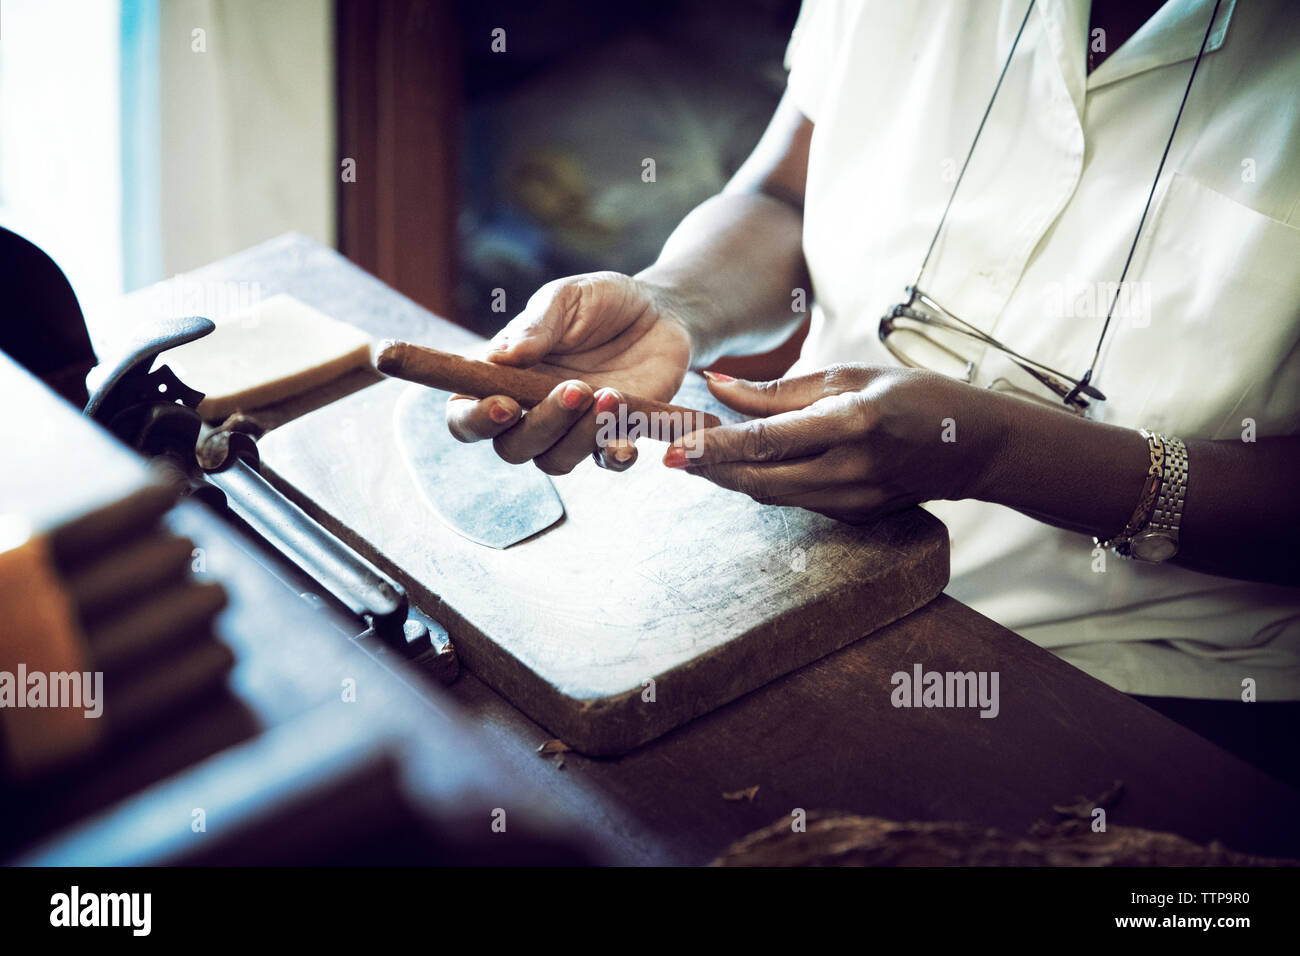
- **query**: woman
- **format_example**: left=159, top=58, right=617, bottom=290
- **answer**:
left=445, top=0, right=1300, bottom=765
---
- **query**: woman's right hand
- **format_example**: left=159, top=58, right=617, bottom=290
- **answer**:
left=445, top=271, right=695, bottom=474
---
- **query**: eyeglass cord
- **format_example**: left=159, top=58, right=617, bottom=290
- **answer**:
left=909, top=0, right=1223, bottom=406
left=1078, top=0, right=1223, bottom=401
left=910, top=0, right=1037, bottom=293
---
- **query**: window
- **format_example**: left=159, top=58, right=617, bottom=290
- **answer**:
left=0, top=0, right=126, bottom=340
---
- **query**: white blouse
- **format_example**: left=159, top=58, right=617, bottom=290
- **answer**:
left=785, top=0, right=1300, bottom=698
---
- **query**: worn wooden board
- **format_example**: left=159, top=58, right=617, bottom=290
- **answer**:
left=259, top=374, right=949, bottom=756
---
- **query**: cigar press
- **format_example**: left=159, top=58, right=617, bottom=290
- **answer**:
left=82, top=315, right=456, bottom=683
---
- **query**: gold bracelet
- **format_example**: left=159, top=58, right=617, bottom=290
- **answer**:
left=1097, top=429, right=1164, bottom=549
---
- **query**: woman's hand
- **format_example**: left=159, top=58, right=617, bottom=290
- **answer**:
left=446, top=271, right=694, bottom=473
left=663, top=365, right=1009, bottom=523
left=658, top=362, right=1300, bottom=588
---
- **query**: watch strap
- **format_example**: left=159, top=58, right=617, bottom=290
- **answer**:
left=1095, top=430, right=1187, bottom=560
left=1123, top=429, right=1166, bottom=538
left=1147, top=435, right=1188, bottom=539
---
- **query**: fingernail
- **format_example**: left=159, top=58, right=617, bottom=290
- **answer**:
left=703, top=370, right=735, bottom=384
left=595, top=389, right=621, bottom=415
left=561, top=383, right=586, bottom=410
left=490, top=336, right=509, bottom=352
left=489, top=401, right=513, bottom=423
left=663, top=446, right=688, bottom=468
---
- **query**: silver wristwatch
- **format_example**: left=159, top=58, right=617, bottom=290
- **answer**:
left=1097, top=431, right=1189, bottom=563
left=1128, top=435, right=1188, bottom=562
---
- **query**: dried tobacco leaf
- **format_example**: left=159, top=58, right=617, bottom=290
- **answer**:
left=1052, top=779, right=1124, bottom=820
left=712, top=811, right=1298, bottom=867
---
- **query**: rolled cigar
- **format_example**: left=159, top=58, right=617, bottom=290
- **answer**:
left=65, top=533, right=197, bottom=623
left=106, top=638, right=236, bottom=739
left=85, top=580, right=228, bottom=675
left=48, top=483, right=176, bottom=572
left=373, top=340, right=721, bottom=438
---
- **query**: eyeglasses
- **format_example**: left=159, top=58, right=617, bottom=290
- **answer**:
left=878, top=0, right=1220, bottom=416
left=878, top=286, right=1105, bottom=413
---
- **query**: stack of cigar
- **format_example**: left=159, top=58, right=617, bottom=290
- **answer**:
left=0, top=479, right=231, bottom=785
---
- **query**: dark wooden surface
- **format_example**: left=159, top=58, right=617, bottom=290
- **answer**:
left=447, top=594, right=1300, bottom=864
left=13, top=499, right=604, bottom=864
left=107, top=233, right=1300, bottom=865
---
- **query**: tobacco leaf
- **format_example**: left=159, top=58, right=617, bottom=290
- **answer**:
left=711, top=811, right=1297, bottom=867
left=1051, top=779, right=1124, bottom=820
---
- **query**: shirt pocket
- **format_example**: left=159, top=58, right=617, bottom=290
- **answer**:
left=1097, top=171, right=1300, bottom=439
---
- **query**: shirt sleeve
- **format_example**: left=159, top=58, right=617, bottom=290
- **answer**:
left=783, top=0, right=841, bottom=124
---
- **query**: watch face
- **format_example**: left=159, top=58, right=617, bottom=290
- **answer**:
left=1132, top=532, right=1178, bottom=563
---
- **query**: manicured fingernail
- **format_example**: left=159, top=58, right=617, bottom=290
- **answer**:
left=562, top=383, right=586, bottom=410
left=595, top=389, right=621, bottom=415
left=703, top=370, right=735, bottom=384
left=489, top=401, right=513, bottom=423
left=663, top=446, right=688, bottom=468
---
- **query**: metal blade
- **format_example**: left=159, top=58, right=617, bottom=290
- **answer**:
left=393, top=384, right=564, bottom=549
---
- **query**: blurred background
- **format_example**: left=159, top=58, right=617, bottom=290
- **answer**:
left=0, top=0, right=799, bottom=345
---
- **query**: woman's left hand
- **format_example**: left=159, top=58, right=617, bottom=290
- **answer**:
left=663, top=364, right=1009, bottom=524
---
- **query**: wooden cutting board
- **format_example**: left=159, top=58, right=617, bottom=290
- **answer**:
left=259, top=375, right=949, bottom=755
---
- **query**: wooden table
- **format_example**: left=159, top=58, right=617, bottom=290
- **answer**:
left=105, top=233, right=1300, bottom=866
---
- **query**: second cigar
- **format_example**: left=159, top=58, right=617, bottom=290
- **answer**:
left=373, top=340, right=722, bottom=439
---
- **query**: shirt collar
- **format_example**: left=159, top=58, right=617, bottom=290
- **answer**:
left=1039, top=0, right=1092, bottom=118
left=1085, top=0, right=1237, bottom=90
left=1034, top=0, right=1097, bottom=119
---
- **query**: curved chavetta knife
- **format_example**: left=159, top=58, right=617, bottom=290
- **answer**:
left=393, top=384, right=565, bottom=549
